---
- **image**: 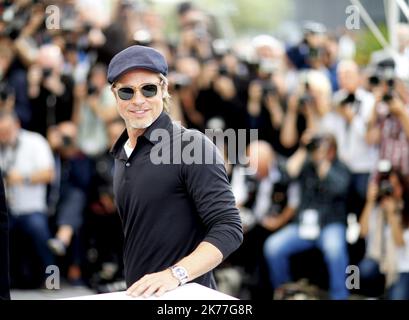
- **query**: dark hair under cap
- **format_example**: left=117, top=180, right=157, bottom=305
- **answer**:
left=107, top=45, right=168, bottom=84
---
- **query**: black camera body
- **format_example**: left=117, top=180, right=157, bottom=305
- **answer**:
left=298, top=81, right=313, bottom=109
left=262, top=81, right=277, bottom=97
left=298, top=92, right=314, bottom=109
left=369, top=58, right=396, bottom=102
left=218, top=64, right=229, bottom=76
left=87, top=84, right=98, bottom=96
left=340, top=93, right=356, bottom=106
left=42, top=68, right=53, bottom=79
left=305, top=136, right=323, bottom=153
left=377, top=179, right=394, bottom=202
left=376, top=159, right=394, bottom=202
left=61, top=135, right=74, bottom=148
left=308, top=46, right=324, bottom=60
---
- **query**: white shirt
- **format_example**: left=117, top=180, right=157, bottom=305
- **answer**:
left=124, top=139, right=134, bottom=158
left=321, top=88, right=378, bottom=173
left=231, top=165, right=300, bottom=222
left=0, top=129, right=54, bottom=215
left=366, top=208, right=409, bottom=273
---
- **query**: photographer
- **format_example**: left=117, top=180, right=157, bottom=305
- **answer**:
left=195, top=56, right=247, bottom=133
left=28, top=44, right=74, bottom=137
left=280, top=70, right=332, bottom=151
left=176, top=5, right=213, bottom=61
left=75, top=63, right=118, bottom=158
left=366, top=59, right=409, bottom=178
left=264, top=132, right=351, bottom=299
left=0, top=41, right=31, bottom=128
left=286, top=21, right=327, bottom=71
left=228, top=140, right=299, bottom=298
left=358, top=160, right=409, bottom=299
left=0, top=110, right=55, bottom=288
left=46, top=121, right=93, bottom=285
left=321, top=60, right=377, bottom=216
left=245, top=77, right=283, bottom=147
left=170, top=56, right=205, bottom=130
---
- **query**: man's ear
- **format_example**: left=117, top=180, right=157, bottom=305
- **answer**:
left=111, top=85, right=119, bottom=100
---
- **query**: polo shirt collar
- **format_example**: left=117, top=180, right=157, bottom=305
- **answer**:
left=110, top=111, right=172, bottom=159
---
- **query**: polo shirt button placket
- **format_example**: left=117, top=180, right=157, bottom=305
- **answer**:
left=126, top=162, right=131, bottom=167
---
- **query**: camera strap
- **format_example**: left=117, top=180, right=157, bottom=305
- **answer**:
left=0, top=137, right=19, bottom=175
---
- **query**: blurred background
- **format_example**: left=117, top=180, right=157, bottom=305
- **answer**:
left=1, top=0, right=409, bottom=300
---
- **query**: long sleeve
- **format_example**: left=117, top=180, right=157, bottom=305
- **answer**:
left=182, top=134, right=243, bottom=260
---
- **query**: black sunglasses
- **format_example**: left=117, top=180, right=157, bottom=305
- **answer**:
left=115, top=83, right=159, bottom=100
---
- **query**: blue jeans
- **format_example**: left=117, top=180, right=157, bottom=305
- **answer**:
left=57, top=186, right=86, bottom=230
left=9, top=212, right=54, bottom=273
left=359, top=257, right=409, bottom=299
left=389, top=273, right=409, bottom=300
left=264, top=222, right=349, bottom=299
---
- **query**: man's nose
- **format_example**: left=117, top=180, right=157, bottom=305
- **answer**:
left=130, top=89, right=146, bottom=105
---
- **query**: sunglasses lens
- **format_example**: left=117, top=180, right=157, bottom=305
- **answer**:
left=117, top=87, right=134, bottom=100
left=141, top=84, right=158, bottom=98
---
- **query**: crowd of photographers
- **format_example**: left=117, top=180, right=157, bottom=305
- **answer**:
left=1, top=0, right=409, bottom=300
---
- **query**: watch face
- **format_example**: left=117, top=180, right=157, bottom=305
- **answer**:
left=174, top=267, right=187, bottom=278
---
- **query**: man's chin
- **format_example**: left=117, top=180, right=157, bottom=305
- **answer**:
left=129, top=119, right=153, bottom=129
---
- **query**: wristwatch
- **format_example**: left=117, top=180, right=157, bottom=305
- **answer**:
left=169, top=265, right=189, bottom=286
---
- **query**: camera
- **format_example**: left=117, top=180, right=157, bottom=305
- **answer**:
left=170, top=73, right=192, bottom=90
left=87, top=84, right=98, bottom=96
left=212, top=39, right=230, bottom=58
left=1, top=2, right=31, bottom=39
left=262, top=81, right=277, bottom=97
left=308, top=46, right=324, bottom=60
left=218, top=64, right=229, bottom=76
left=376, top=159, right=394, bottom=202
left=61, top=135, right=74, bottom=147
left=298, top=81, right=314, bottom=109
left=42, top=68, right=53, bottom=79
left=337, top=92, right=361, bottom=113
left=305, top=136, right=323, bottom=153
left=369, top=58, right=396, bottom=102
left=340, top=93, right=356, bottom=106
left=258, top=59, right=276, bottom=76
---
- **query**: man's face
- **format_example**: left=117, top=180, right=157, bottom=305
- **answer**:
left=113, top=69, right=164, bottom=130
left=338, top=66, right=359, bottom=93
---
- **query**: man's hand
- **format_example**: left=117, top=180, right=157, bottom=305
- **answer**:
left=126, top=269, right=180, bottom=298
left=317, top=159, right=331, bottom=179
left=261, top=215, right=282, bottom=231
left=366, top=181, right=379, bottom=205
left=380, top=196, right=397, bottom=216
left=388, top=97, right=406, bottom=117
left=6, top=170, right=25, bottom=186
left=43, top=74, right=65, bottom=96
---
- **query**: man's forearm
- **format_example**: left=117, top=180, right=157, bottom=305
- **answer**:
left=280, top=111, right=298, bottom=148
left=125, top=241, right=224, bottom=298
left=175, top=241, right=223, bottom=283
left=397, top=110, right=409, bottom=139
left=286, top=147, right=307, bottom=178
left=29, top=168, right=55, bottom=185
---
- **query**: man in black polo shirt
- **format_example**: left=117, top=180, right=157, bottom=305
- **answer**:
left=107, top=45, right=243, bottom=297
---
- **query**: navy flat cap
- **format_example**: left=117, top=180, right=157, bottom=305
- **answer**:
left=107, top=45, right=168, bottom=83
